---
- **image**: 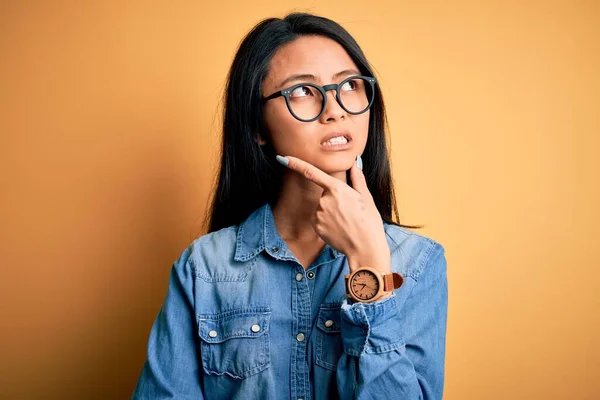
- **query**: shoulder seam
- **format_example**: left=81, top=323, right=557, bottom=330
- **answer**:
left=415, top=240, right=443, bottom=281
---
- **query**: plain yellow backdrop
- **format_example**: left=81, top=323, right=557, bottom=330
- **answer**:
left=1, top=1, right=598, bottom=399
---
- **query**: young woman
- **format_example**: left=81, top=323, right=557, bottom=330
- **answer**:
left=133, top=12, right=448, bottom=400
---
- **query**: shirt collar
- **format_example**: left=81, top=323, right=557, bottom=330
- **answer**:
left=234, top=202, right=343, bottom=263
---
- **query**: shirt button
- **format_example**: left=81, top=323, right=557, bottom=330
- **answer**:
left=251, top=324, right=261, bottom=333
left=307, top=271, right=315, bottom=279
left=208, top=330, right=218, bottom=338
left=272, top=246, right=279, bottom=253
left=296, top=333, right=305, bottom=342
left=324, top=320, right=334, bottom=328
left=295, top=273, right=303, bottom=281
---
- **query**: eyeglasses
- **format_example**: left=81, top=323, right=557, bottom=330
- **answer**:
left=263, top=75, right=377, bottom=122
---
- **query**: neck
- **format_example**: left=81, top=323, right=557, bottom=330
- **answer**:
left=272, top=169, right=347, bottom=243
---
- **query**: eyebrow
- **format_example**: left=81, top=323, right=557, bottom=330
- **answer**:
left=277, top=69, right=361, bottom=90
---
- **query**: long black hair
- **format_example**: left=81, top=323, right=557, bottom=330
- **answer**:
left=204, top=12, right=421, bottom=234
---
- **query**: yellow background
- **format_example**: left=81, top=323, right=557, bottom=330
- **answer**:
left=1, top=1, right=598, bottom=398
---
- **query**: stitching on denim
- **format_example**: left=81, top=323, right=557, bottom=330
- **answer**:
left=315, top=355, right=338, bottom=370
left=234, top=221, right=246, bottom=258
left=320, top=302, right=343, bottom=310
left=315, top=327, right=337, bottom=371
left=316, top=329, right=342, bottom=370
left=263, top=203, right=271, bottom=251
left=195, top=257, right=256, bottom=283
left=363, top=341, right=405, bottom=354
left=197, top=306, right=271, bottom=320
left=414, top=239, right=438, bottom=281
left=386, top=224, right=443, bottom=281
left=354, top=304, right=370, bottom=355
left=199, top=328, right=268, bottom=342
left=201, top=333, right=271, bottom=379
left=198, top=310, right=271, bottom=343
left=316, top=305, right=343, bottom=370
left=234, top=206, right=268, bottom=261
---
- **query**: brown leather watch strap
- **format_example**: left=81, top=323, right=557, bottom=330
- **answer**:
left=383, top=272, right=404, bottom=292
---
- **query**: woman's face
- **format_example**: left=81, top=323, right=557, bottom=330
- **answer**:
left=261, top=35, right=370, bottom=175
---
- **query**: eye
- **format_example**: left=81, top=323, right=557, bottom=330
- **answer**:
left=340, top=79, right=358, bottom=92
left=290, top=85, right=316, bottom=98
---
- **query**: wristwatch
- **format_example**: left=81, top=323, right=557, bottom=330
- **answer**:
left=345, top=267, right=404, bottom=303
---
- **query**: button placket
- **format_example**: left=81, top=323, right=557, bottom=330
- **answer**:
left=291, top=266, right=310, bottom=400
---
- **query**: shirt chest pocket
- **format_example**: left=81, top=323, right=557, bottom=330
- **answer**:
left=198, top=308, right=271, bottom=379
left=315, top=305, right=343, bottom=371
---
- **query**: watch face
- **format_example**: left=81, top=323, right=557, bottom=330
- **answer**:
left=349, top=269, right=380, bottom=300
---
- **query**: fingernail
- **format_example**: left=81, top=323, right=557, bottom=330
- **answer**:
left=276, top=155, right=289, bottom=166
left=355, top=155, right=363, bottom=170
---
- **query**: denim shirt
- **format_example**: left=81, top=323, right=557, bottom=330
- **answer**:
left=132, top=202, right=448, bottom=400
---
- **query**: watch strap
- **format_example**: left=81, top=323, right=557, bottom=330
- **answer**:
left=383, top=272, right=404, bottom=292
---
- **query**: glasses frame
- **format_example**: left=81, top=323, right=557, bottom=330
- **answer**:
left=262, top=75, right=377, bottom=122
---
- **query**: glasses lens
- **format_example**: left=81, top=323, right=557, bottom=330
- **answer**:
left=339, top=77, right=373, bottom=114
left=288, top=84, right=324, bottom=121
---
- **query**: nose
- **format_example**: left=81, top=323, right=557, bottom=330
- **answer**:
left=319, top=89, right=346, bottom=122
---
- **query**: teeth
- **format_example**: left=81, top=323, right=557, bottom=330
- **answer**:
left=322, top=136, right=348, bottom=146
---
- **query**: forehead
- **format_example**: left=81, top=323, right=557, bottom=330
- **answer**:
left=263, top=35, right=359, bottom=87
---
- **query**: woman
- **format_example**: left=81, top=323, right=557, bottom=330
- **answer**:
left=133, top=12, right=448, bottom=400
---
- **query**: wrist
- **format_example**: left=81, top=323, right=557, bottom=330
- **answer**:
left=346, top=252, right=391, bottom=273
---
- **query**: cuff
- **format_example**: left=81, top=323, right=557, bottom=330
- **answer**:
left=340, top=293, right=405, bottom=356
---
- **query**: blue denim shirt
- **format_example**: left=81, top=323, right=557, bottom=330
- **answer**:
left=132, top=202, right=448, bottom=399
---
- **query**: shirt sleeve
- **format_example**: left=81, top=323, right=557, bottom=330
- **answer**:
left=336, top=242, right=448, bottom=400
left=131, top=245, right=204, bottom=400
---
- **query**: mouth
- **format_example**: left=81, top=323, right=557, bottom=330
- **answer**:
left=320, top=134, right=353, bottom=151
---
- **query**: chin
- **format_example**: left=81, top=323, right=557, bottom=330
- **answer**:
left=317, top=158, right=355, bottom=174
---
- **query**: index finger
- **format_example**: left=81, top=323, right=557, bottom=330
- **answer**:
left=276, top=155, right=338, bottom=190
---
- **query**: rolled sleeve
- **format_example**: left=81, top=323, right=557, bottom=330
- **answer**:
left=336, top=241, right=448, bottom=400
left=340, top=294, right=405, bottom=356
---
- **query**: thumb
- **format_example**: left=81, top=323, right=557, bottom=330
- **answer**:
left=350, top=155, right=369, bottom=195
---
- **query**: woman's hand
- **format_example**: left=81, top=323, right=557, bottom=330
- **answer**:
left=276, top=155, right=391, bottom=275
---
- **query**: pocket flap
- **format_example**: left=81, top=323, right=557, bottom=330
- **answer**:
left=199, top=309, right=271, bottom=344
left=316, top=305, right=341, bottom=333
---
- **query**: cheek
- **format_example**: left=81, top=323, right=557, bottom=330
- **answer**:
left=355, top=111, right=370, bottom=148
left=263, top=104, right=309, bottom=152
